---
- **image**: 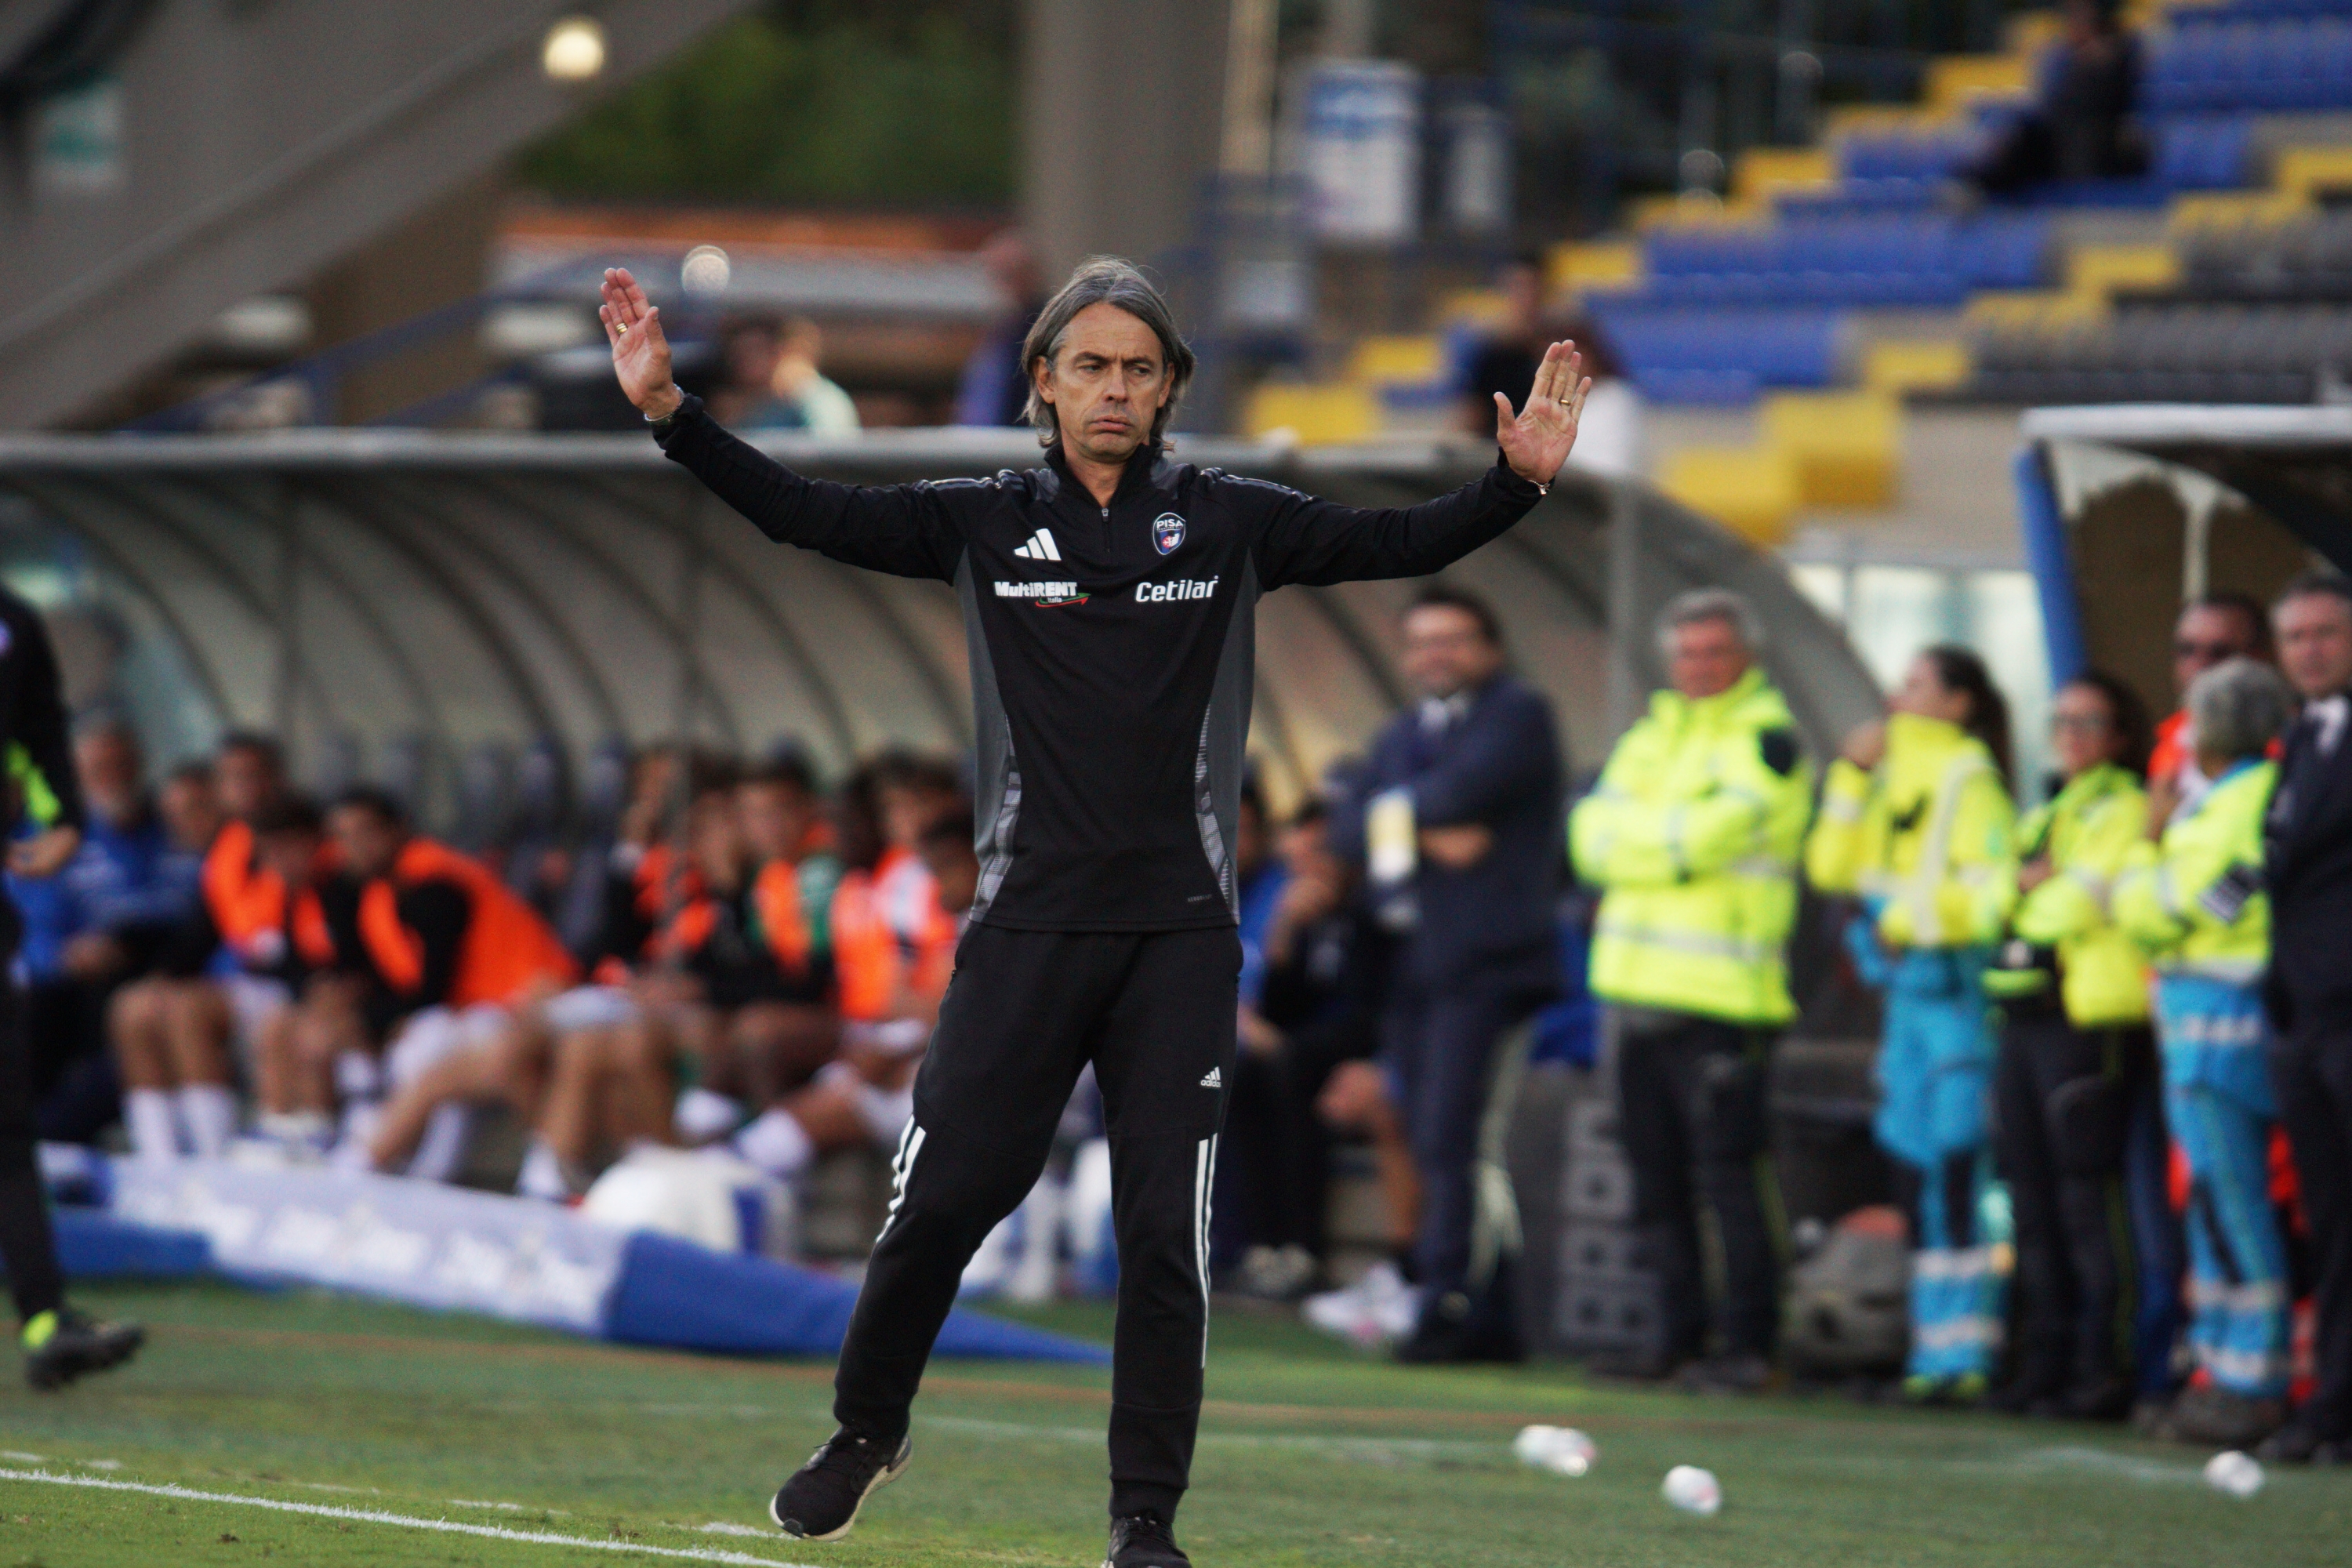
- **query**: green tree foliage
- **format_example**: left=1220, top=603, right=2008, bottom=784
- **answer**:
left=517, top=2, right=1016, bottom=206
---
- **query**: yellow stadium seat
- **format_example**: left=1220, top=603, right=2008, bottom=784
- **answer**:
left=1733, top=147, right=1834, bottom=204
left=1863, top=340, right=1972, bottom=397
left=1659, top=446, right=1804, bottom=546
left=1348, top=336, right=1447, bottom=387
left=2065, top=243, right=2179, bottom=301
left=1546, top=241, right=1642, bottom=297
left=1761, top=392, right=1902, bottom=509
left=2276, top=146, right=2352, bottom=205
left=1923, top=53, right=2032, bottom=113
left=1243, top=383, right=1381, bottom=446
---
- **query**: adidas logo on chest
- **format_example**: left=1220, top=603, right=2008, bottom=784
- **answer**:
left=1011, top=528, right=1062, bottom=561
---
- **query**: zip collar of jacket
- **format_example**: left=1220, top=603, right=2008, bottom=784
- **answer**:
left=1040, top=438, right=1171, bottom=506
left=2050, top=760, right=2135, bottom=813
left=1649, top=665, right=1773, bottom=727
left=2187, top=756, right=2266, bottom=815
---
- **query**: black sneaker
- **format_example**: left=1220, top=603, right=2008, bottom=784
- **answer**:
left=23, top=1308, right=143, bottom=1392
left=769, top=1427, right=910, bottom=1541
left=2256, top=1420, right=2336, bottom=1465
left=1104, top=1510, right=1189, bottom=1568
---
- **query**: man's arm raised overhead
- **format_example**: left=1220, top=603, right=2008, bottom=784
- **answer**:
left=601, top=267, right=964, bottom=583
left=1244, top=341, right=1591, bottom=589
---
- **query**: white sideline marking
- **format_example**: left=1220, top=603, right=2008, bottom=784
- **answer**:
left=0, top=1469, right=815, bottom=1566
left=0, top=1451, right=43, bottom=1462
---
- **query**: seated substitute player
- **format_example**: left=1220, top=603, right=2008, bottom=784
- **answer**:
left=320, top=788, right=579, bottom=1178
left=599, top=256, right=1588, bottom=1565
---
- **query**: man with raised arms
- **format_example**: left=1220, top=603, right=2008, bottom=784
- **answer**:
left=600, top=256, right=1586, bottom=1567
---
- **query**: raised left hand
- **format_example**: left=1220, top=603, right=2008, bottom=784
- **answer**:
left=1496, top=340, right=1591, bottom=488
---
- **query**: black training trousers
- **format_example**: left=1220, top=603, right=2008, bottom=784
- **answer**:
left=2269, top=1020, right=2352, bottom=1440
left=0, top=983, right=64, bottom=1324
left=1613, top=1011, right=1779, bottom=1360
left=1994, top=1013, right=2146, bottom=1399
left=833, top=923, right=1239, bottom=1520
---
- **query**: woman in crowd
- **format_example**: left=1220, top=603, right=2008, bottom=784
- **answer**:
left=2114, top=658, right=2297, bottom=1448
left=1806, top=646, right=2017, bottom=1403
left=1985, top=672, right=2154, bottom=1421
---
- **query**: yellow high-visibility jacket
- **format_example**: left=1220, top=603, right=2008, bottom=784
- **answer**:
left=1570, top=667, right=1813, bottom=1025
left=1805, top=710, right=2016, bottom=950
left=2113, top=759, right=2276, bottom=982
left=1989, top=761, right=2152, bottom=1026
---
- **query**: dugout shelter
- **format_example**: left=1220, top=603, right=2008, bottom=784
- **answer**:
left=2016, top=404, right=2352, bottom=720
left=0, top=430, right=1881, bottom=819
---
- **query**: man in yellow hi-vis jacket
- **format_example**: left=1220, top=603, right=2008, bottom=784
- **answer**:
left=1570, top=590, right=1812, bottom=1389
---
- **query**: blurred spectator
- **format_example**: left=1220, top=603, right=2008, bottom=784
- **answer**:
left=1570, top=590, right=1811, bottom=1392
left=2261, top=573, right=2352, bottom=1464
left=955, top=230, right=1047, bottom=427
left=1459, top=256, right=1550, bottom=439
left=1968, top=0, right=2147, bottom=197
left=709, top=317, right=786, bottom=427
left=1985, top=672, right=2154, bottom=1421
left=1555, top=318, right=1643, bottom=480
left=2118, top=658, right=2299, bottom=1447
left=723, top=755, right=959, bottom=1189
left=108, top=732, right=296, bottom=1158
left=182, top=794, right=362, bottom=1158
left=1334, top=586, right=1562, bottom=1363
left=11, top=721, right=209, bottom=1145
left=2148, top=593, right=2272, bottom=826
left=328, top=787, right=578, bottom=1179
left=1222, top=786, right=1390, bottom=1302
left=1807, top=646, right=2016, bottom=1404
left=742, top=318, right=861, bottom=436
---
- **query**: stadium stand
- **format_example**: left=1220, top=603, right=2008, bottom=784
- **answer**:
left=1246, top=3, right=2352, bottom=544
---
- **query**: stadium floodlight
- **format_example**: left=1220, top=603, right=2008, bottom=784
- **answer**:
left=681, top=245, right=731, bottom=297
left=542, top=16, right=607, bottom=82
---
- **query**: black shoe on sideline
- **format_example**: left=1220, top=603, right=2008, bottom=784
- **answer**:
left=23, top=1308, right=143, bottom=1392
left=2256, top=1421, right=2336, bottom=1465
left=2060, top=1377, right=2135, bottom=1424
left=770, top=1427, right=910, bottom=1541
left=1104, top=1510, right=1190, bottom=1568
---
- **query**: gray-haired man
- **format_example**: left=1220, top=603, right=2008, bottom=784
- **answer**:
left=601, top=259, right=1589, bottom=1564
left=1568, top=590, right=1811, bottom=1392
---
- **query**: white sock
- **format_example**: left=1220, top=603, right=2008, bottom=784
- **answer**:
left=731, top=1108, right=813, bottom=1181
left=176, top=1084, right=239, bottom=1160
left=258, top=1110, right=334, bottom=1152
left=125, top=1088, right=180, bottom=1160
left=333, top=1100, right=383, bottom=1167
left=516, top=1138, right=572, bottom=1201
left=407, top=1104, right=473, bottom=1183
left=675, top=1087, right=746, bottom=1144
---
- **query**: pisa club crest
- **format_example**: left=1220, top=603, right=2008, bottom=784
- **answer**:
left=1152, top=513, right=1187, bottom=556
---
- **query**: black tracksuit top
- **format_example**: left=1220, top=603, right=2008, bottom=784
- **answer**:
left=656, top=395, right=1544, bottom=932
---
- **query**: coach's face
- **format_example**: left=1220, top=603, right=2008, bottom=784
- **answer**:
left=1035, top=303, right=1171, bottom=466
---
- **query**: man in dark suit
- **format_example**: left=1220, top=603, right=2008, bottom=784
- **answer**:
left=1337, top=585, right=1562, bottom=1362
left=2263, top=571, right=2352, bottom=1465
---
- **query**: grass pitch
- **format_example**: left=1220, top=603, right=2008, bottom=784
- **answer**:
left=0, top=1282, right=2346, bottom=1566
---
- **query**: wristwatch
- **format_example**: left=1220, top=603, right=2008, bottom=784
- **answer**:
left=646, top=387, right=687, bottom=434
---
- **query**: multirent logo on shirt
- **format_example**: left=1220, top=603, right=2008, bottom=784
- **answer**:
left=995, top=580, right=1081, bottom=599
left=1136, top=578, right=1218, bottom=604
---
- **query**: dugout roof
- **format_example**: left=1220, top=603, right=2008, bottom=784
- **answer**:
left=0, top=429, right=1878, bottom=818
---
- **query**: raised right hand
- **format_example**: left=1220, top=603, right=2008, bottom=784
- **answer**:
left=600, top=267, right=681, bottom=419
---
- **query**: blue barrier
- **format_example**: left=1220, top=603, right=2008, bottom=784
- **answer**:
left=100, top=1158, right=1107, bottom=1363
left=51, top=1209, right=209, bottom=1279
